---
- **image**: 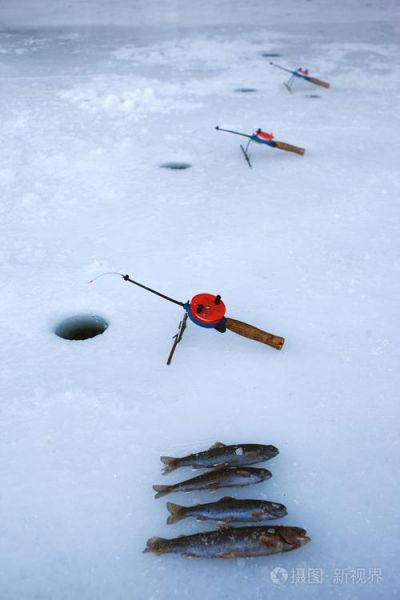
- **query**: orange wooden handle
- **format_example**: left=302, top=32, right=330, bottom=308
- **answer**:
left=274, top=141, right=305, bottom=156
left=308, top=76, right=330, bottom=89
left=225, top=318, right=284, bottom=350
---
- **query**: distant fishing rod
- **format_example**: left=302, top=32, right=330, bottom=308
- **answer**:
left=90, top=272, right=285, bottom=364
left=215, top=125, right=305, bottom=168
left=269, top=61, right=330, bottom=92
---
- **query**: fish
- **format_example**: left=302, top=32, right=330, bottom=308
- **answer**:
left=144, top=525, right=310, bottom=558
left=153, top=467, right=271, bottom=499
left=160, top=441, right=279, bottom=474
left=166, top=496, right=287, bottom=524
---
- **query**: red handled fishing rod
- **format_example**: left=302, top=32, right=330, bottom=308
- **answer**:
left=215, top=126, right=305, bottom=168
left=269, top=62, right=330, bottom=93
left=89, top=273, right=285, bottom=364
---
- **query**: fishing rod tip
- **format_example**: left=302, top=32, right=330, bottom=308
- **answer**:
left=87, top=271, right=125, bottom=285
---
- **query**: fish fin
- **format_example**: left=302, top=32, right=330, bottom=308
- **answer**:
left=166, top=502, right=186, bottom=524
left=208, top=441, right=226, bottom=450
left=160, top=456, right=179, bottom=475
left=191, top=466, right=202, bottom=470
left=143, top=536, right=166, bottom=555
left=251, top=511, right=264, bottom=517
left=219, top=496, right=234, bottom=502
left=236, top=469, right=252, bottom=476
left=196, top=516, right=208, bottom=521
left=216, top=551, right=237, bottom=559
left=152, top=484, right=171, bottom=499
left=182, top=552, right=198, bottom=559
left=259, top=535, right=277, bottom=548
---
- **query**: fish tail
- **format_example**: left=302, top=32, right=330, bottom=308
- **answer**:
left=166, top=502, right=186, bottom=524
left=153, top=484, right=171, bottom=499
left=143, top=536, right=167, bottom=555
left=160, top=456, right=179, bottom=475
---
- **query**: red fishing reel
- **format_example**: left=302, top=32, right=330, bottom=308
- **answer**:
left=255, top=129, right=274, bottom=141
left=185, top=293, right=227, bottom=329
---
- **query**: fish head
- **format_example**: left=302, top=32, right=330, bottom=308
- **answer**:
left=257, top=468, right=273, bottom=480
left=246, top=445, right=279, bottom=460
left=268, top=502, right=288, bottom=518
left=278, top=527, right=310, bottom=550
left=264, top=445, right=279, bottom=459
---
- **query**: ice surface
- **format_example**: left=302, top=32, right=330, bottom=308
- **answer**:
left=0, top=1, right=399, bottom=599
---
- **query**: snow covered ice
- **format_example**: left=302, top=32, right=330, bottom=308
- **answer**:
left=0, top=0, right=399, bottom=598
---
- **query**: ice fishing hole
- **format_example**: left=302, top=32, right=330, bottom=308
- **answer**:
left=55, top=314, right=108, bottom=341
left=261, top=53, right=281, bottom=58
left=160, top=162, right=192, bottom=170
left=306, top=94, right=320, bottom=98
left=234, top=88, right=258, bottom=93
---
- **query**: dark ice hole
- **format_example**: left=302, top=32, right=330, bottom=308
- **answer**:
left=234, top=88, right=258, bottom=93
left=261, top=53, right=281, bottom=58
left=160, top=162, right=192, bottom=170
left=306, top=94, right=320, bottom=98
left=55, top=314, right=108, bottom=341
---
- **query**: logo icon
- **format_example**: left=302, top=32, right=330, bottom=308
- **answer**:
left=270, top=567, right=288, bottom=585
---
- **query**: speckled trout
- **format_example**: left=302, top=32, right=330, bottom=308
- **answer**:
left=144, top=525, right=310, bottom=558
left=153, top=467, right=271, bottom=499
left=166, top=496, right=287, bottom=524
left=160, top=441, right=279, bottom=474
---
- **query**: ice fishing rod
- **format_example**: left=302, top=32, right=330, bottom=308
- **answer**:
left=269, top=61, right=330, bottom=92
left=216, top=126, right=305, bottom=168
left=90, top=272, right=285, bottom=364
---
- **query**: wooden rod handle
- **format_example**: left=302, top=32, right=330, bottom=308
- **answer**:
left=274, top=141, right=305, bottom=156
left=308, top=76, right=330, bottom=89
left=224, top=318, right=285, bottom=350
